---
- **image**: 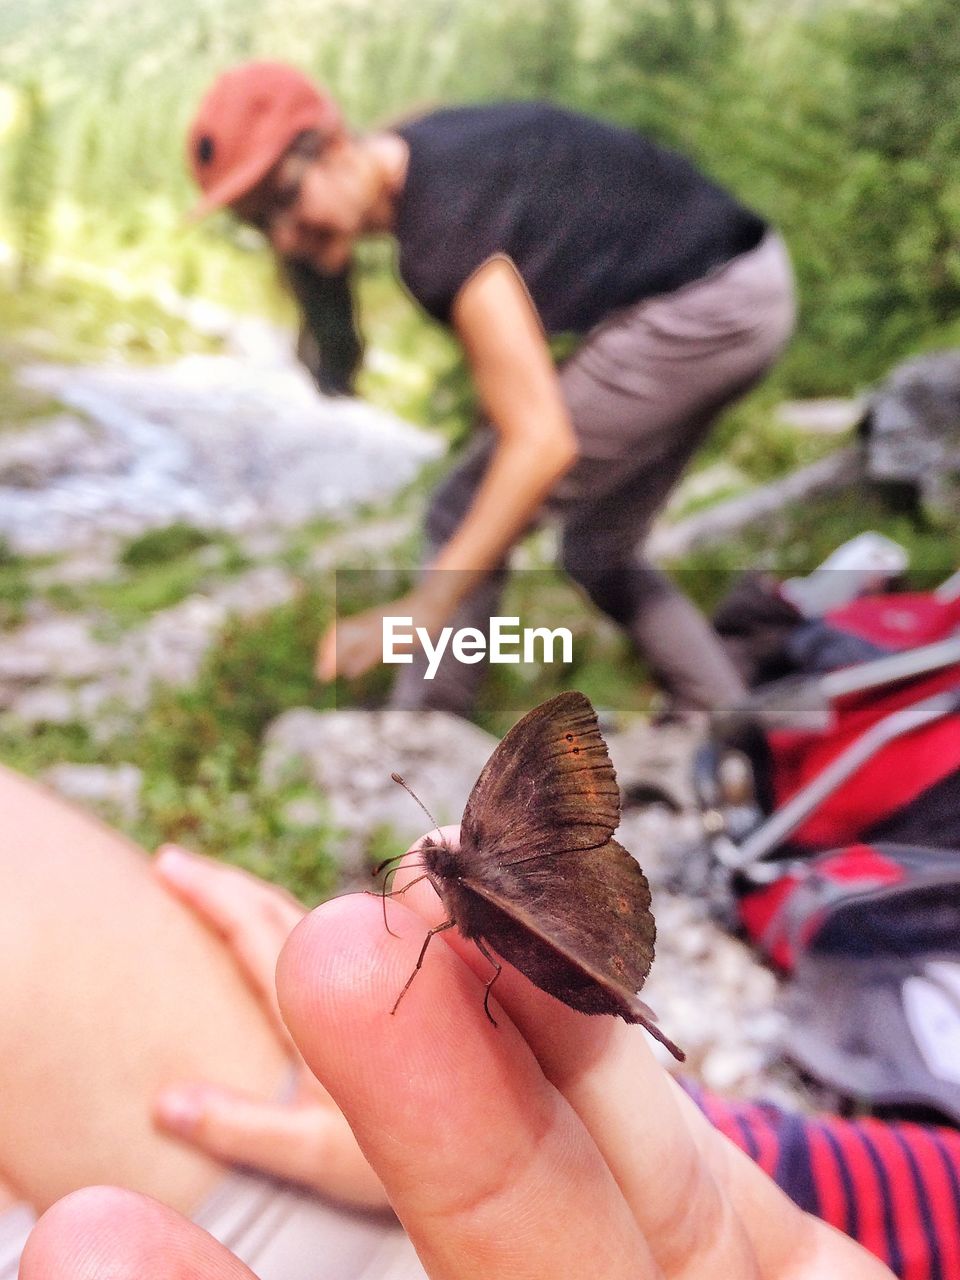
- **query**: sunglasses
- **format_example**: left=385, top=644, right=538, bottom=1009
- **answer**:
left=236, top=153, right=310, bottom=236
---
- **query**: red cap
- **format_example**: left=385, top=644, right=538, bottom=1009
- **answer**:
left=186, top=61, right=342, bottom=219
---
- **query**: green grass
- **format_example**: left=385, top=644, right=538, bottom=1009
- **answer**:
left=120, top=522, right=215, bottom=566
left=0, top=541, right=32, bottom=627
left=0, top=263, right=225, bottom=367
left=43, top=528, right=252, bottom=627
left=697, top=383, right=848, bottom=485
left=671, top=483, right=959, bottom=616
left=0, top=720, right=103, bottom=774
left=0, top=584, right=346, bottom=901
left=1, top=479, right=953, bottom=902
left=0, top=354, right=65, bottom=431
left=121, top=587, right=346, bottom=900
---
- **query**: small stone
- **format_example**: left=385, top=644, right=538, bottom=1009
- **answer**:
left=41, top=762, right=143, bottom=825
left=0, top=617, right=109, bottom=683
left=8, top=686, right=79, bottom=725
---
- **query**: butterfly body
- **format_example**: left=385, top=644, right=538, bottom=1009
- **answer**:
left=397, top=692, right=684, bottom=1062
left=419, top=836, right=487, bottom=942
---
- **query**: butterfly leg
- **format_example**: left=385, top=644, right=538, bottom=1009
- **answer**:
left=366, top=873, right=432, bottom=938
left=473, top=938, right=502, bottom=1028
left=391, top=918, right=456, bottom=1015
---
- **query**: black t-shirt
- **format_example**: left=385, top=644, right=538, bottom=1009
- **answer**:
left=393, top=102, right=767, bottom=334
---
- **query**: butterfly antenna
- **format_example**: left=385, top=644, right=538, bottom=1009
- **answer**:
left=390, top=772, right=442, bottom=840
left=373, top=851, right=408, bottom=878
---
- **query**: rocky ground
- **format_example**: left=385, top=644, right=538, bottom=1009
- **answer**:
left=3, top=353, right=439, bottom=555
left=0, top=324, right=837, bottom=1112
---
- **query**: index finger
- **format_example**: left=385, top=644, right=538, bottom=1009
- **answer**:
left=277, top=892, right=656, bottom=1280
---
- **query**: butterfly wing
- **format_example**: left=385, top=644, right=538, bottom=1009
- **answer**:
left=461, top=691, right=620, bottom=864
left=459, top=839, right=683, bottom=1060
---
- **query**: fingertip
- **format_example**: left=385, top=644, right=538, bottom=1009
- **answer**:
left=155, top=842, right=194, bottom=858
left=21, top=1187, right=129, bottom=1280
left=153, top=1085, right=207, bottom=1137
left=276, top=893, right=405, bottom=1035
left=22, top=1187, right=254, bottom=1280
left=273, top=895, right=574, bottom=1245
left=275, top=892, right=509, bottom=1104
left=274, top=898, right=642, bottom=1278
left=153, top=845, right=195, bottom=884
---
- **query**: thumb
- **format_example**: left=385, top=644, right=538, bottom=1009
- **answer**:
left=154, top=1084, right=389, bottom=1211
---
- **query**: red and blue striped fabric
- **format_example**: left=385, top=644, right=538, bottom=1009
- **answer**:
left=685, top=1083, right=960, bottom=1279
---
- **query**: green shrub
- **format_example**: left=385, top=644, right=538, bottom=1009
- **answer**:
left=120, top=523, right=214, bottom=567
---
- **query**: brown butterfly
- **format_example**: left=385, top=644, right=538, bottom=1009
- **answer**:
left=385, top=690, right=684, bottom=1062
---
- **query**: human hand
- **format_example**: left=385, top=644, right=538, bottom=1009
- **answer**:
left=150, top=845, right=389, bottom=1211
left=314, top=605, right=389, bottom=682
left=313, top=586, right=453, bottom=683
left=23, top=830, right=893, bottom=1280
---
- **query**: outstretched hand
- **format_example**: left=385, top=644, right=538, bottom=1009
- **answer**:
left=22, top=831, right=893, bottom=1280
left=314, top=583, right=454, bottom=683
left=314, top=606, right=389, bottom=682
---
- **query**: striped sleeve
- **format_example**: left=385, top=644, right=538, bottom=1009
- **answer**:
left=682, top=1082, right=960, bottom=1280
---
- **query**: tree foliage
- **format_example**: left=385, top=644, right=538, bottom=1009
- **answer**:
left=831, top=0, right=960, bottom=374
left=8, top=81, right=55, bottom=284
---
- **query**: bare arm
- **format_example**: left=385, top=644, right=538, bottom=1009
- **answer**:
left=314, top=254, right=578, bottom=681
left=423, top=254, right=578, bottom=609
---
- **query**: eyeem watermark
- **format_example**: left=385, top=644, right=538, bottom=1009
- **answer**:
left=383, top=616, right=573, bottom=680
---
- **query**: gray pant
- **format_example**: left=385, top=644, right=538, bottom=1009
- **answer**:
left=393, top=233, right=796, bottom=716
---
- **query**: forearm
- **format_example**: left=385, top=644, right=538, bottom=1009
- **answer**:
left=430, top=253, right=578, bottom=613
left=425, top=429, right=576, bottom=610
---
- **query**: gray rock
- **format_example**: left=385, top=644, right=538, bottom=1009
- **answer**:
left=669, top=460, right=749, bottom=511
left=255, top=701, right=811, bottom=1104
left=860, top=349, right=960, bottom=518
left=207, top=565, right=300, bottom=619
left=605, top=718, right=703, bottom=813
left=0, top=566, right=302, bottom=735
left=280, top=794, right=330, bottom=830
left=640, top=888, right=787, bottom=1095
left=305, top=515, right=416, bottom=573
left=6, top=686, right=81, bottom=725
left=117, top=566, right=300, bottom=696
left=41, top=762, right=143, bottom=825
left=30, top=547, right=121, bottom=587
left=0, top=414, right=129, bottom=489
left=260, top=707, right=497, bottom=873
left=648, top=447, right=861, bottom=561
left=6, top=357, right=440, bottom=555
left=775, top=398, right=863, bottom=435
left=0, top=617, right=110, bottom=684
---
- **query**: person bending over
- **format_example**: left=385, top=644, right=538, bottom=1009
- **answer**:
left=186, top=62, right=795, bottom=719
